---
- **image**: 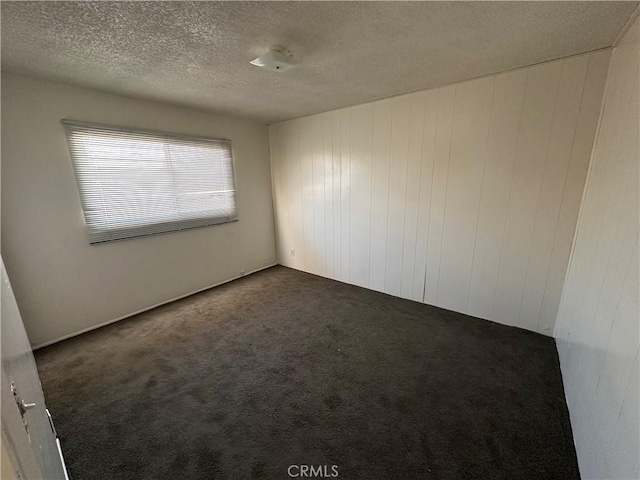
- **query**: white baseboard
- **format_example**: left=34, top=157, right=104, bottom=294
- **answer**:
left=32, top=263, right=278, bottom=350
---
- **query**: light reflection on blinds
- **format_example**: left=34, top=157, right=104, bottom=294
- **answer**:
left=62, top=120, right=237, bottom=244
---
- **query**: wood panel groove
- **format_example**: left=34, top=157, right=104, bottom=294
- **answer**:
left=415, top=91, right=437, bottom=303
left=467, top=69, right=528, bottom=320
left=538, top=50, right=611, bottom=334
left=515, top=60, right=566, bottom=327
left=489, top=68, right=530, bottom=320
left=367, top=103, right=375, bottom=287
left=422, top=90, right=443, bottom=304
left=535, top=55, right=591, bottom=332
left=382, top=101, right=393, bottom=291
left=409, top=93, right=429, bottom=301
left=385, top=95, right=412, bottom=296
left=518, top=56, right=590, bottom=332
left=465, top=77, right=497, bottom=312
left=434, top=84, right=457, bottom=306
left=401, top=92, right=426, bottom=299
left=425, top=86, right=455, bottom=305
left=399, top=100, right=412, bottom=297
left=271, top=51, right=610, bottom=335
left=555, top=20, right=638, bottom=478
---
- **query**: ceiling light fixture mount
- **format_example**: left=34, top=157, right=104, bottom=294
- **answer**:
left=250, top=45, right=298, bottom=72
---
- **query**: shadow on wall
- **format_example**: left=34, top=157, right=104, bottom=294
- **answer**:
left=555, top=337, right=639, bottom=478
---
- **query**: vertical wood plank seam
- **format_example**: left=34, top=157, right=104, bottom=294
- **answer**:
left=411, top=93, right=429, bottom=297
left=286, top=127, right=292, bottom=268
left=336, top=113, right=342, bottom=280
left=310, top=121, right=316, bottom=273
left=595, top=230, right=639, bottom=392
left=574, top=55, right=638, bottom=344
left=348, top=112, right=353, bottom=282
left=421, top=99, right=438, bottom=304
left=321, top=117, right=327, bottom=275
left=336, top=114, right=342, bottom=280
left=322, top=115, right=333, bottom=278
left=368, top=105, right=375, bottom=287
left=298, top=123, right=305, bottom=271
left=326, top=116, right=332, bottom=277
left=435, top=84, right=457, bottom=305
left=383, top=102, right=395, bottom=292
left=423, top=89, right=442, bottom=304
left=347, top=110, right=352, bottom=283
left=490, top=69, right=530, bottom=318
left=340, top=113, right=344, bottom=280
left=579, top=84, right=639, bottom=346
left=536, top=54, right=592, bottom=332
left=400, top=98, right=415, bottom=295
left=553, top=48, right=615, bottom=339
left=614, top=347, right=639, bottom=422
left=466, top=75, right=497, bottom=312
left=515, top=60, right=565, bottom=328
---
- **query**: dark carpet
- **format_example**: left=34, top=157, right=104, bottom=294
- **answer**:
left=35, top=266, right=579, bottom=480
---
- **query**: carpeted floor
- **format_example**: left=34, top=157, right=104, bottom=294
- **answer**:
left=35, top=266, right=579, bottom=480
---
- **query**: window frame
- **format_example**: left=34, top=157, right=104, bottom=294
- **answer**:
left=62, top=119, right=239, bottom=244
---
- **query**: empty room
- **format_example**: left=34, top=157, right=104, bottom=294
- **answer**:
left=1, top=2, right=638, bottom=479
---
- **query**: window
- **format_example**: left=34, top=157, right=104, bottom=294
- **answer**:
left=63, top=120, right=238, bottom=244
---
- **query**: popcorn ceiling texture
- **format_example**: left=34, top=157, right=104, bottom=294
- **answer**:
left=1, top=1, right=637, bottom=123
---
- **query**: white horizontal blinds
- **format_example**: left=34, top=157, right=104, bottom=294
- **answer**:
left=62, top=120, right=237, bottom=244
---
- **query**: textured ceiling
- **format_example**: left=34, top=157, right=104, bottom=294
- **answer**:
left=2, top=1, right=637, bottom=124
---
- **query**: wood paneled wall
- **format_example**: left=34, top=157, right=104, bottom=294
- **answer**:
left=270, top=50, right=610, bottom=335
left=555, top=17, right=639, bottom=478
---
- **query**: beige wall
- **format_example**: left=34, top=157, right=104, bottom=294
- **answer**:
left=555, top=17, right=639, bottom=479
left=270, top=50, right=610, bottom=335
left=1, top=73, right=277, bottom=347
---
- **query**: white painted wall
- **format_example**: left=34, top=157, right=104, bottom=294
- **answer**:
left=1, top=73, right=277, bottom=347
left=555, top=17, right=639, bottom=480
left=270, top=51, right=610, bottom=335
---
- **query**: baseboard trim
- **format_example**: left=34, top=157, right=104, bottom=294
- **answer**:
left=32, top=263, right=278, bottom=350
